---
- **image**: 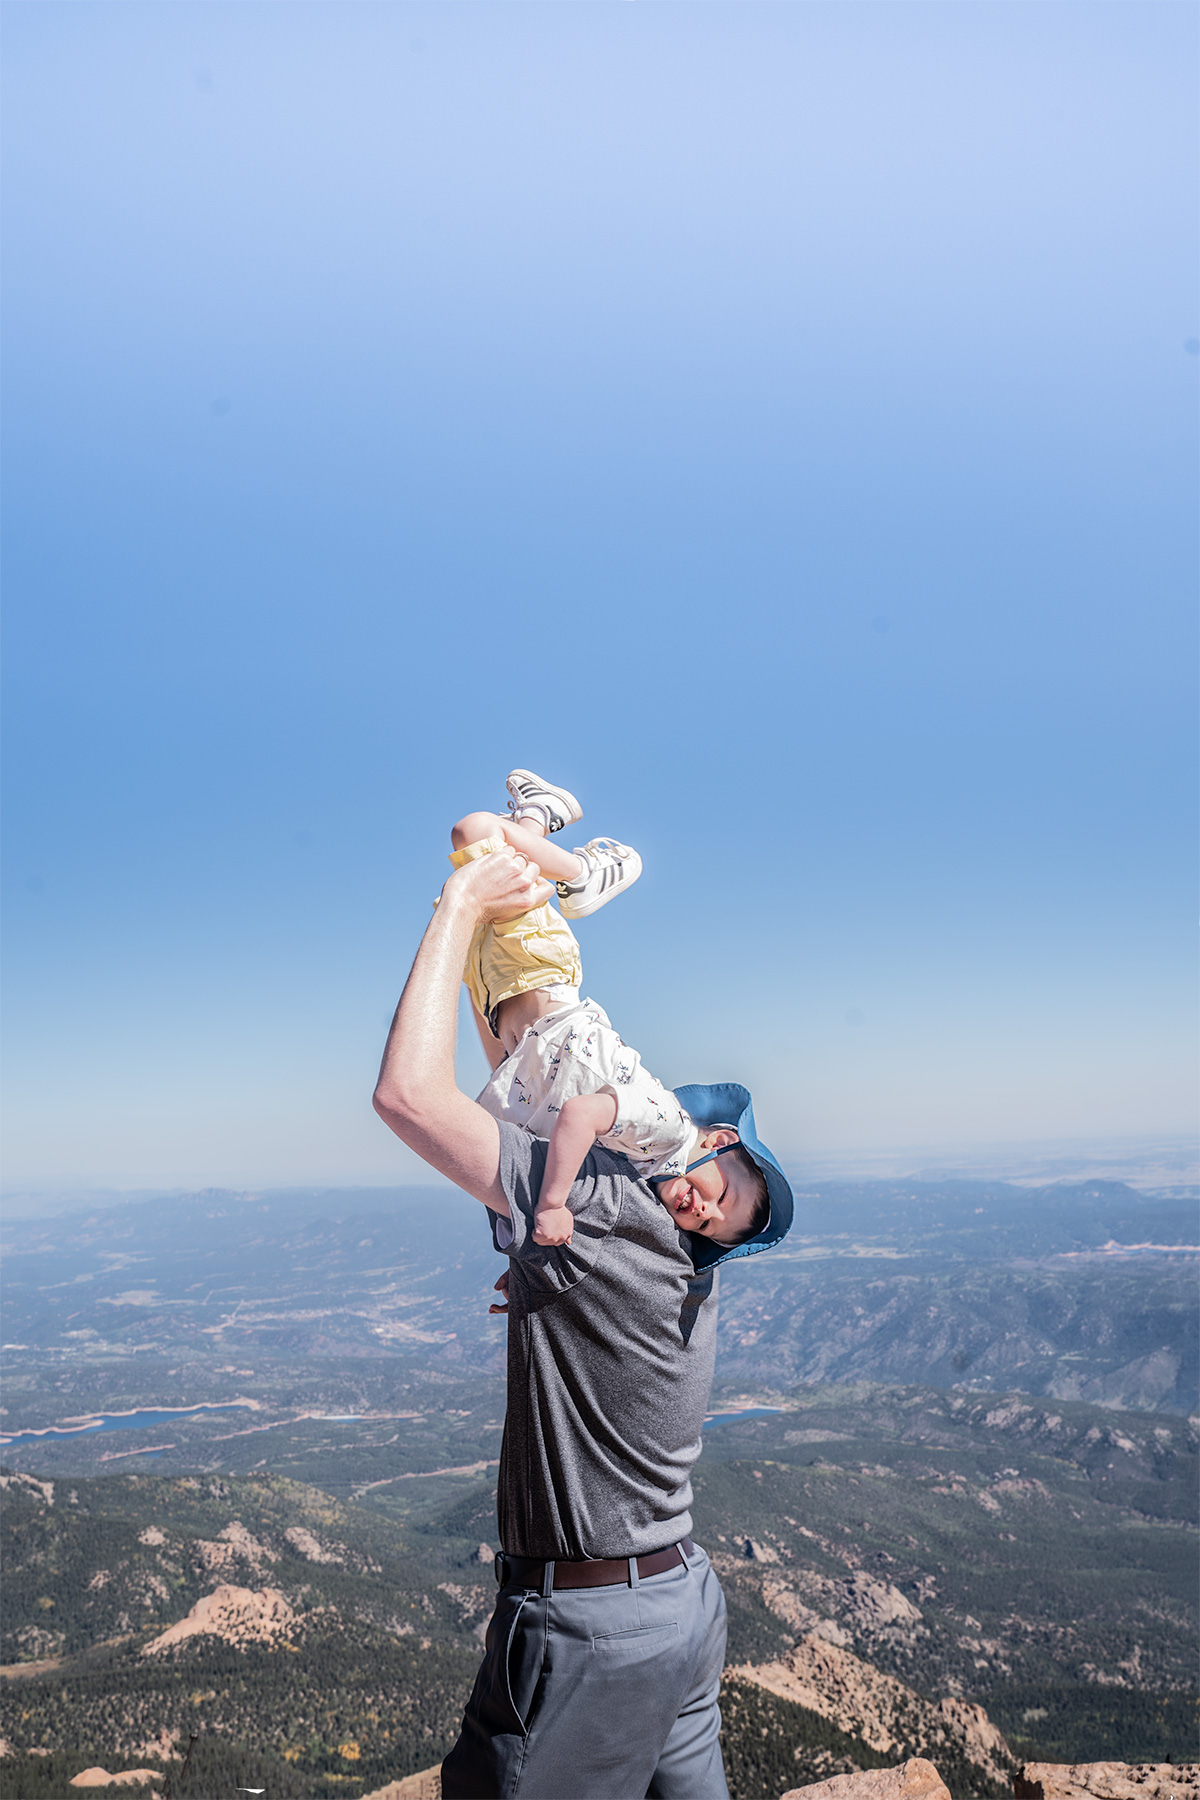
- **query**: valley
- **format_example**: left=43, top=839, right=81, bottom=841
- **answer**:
left=1, top=1175, right=1196, bottom=1796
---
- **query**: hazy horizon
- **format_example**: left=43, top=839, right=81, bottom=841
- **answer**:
left=4, top=1129, right=1196, bottom=1219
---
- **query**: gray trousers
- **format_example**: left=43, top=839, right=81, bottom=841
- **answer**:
left=441, top=1541, right=729, bottom=1799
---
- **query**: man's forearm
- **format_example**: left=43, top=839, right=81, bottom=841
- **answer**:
left=372, top=885, right=512, bottom=1209
left=374, top=890, right=475, bottom=1123
left=372, top=850, right=551, bottom=1209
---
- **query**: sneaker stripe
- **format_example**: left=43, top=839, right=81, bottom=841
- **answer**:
left=505, top=772, right=582, bottom=836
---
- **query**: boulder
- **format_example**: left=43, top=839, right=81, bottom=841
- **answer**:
left=782, top=1756, right=951, bottom=1800
left=1013, top=1765, right=1199, bottom=1800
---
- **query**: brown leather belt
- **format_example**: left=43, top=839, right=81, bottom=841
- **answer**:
left=498, top=1536, right=695, bottom=1590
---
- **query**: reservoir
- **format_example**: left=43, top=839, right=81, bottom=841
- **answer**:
left=0, top=1402, right=254, bottom=1448
left=1, top=1400, right=775, bottom=1447
left=703, top=1406, right=782, bottom=1430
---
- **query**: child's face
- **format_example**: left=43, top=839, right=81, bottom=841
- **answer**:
left=655, top=1133, right=761, bottom=1247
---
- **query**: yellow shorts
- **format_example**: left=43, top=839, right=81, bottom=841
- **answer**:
left=448, top=834, right=582, bottom=1029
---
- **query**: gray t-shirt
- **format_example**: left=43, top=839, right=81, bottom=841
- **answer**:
left=489, top=1121, right=719, bottom=1560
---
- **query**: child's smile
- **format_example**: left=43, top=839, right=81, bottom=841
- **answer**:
left=656, top=1168, right=727, bottom=1224
left=655, top=1140, right=762, bottom=1245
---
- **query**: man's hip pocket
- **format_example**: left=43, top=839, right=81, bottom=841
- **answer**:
left=591, top=1621, right=681, bottom=1662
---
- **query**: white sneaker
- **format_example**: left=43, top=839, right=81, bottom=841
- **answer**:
left=556, top=838, right=642, bottom=918
left=505, top=770, right=583, bottom=836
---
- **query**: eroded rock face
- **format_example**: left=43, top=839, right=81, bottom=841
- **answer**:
left=732, top=1633, right=926, bottom=1756
left=1013, top=1765, right=1200, bottom=1800
left=933, top=1697, right=1011, bottom=1775
left=142, top=1584, right=296, bottom=1654
left=730, top=1632, right=1011, bottom=1787
left=782, top=1756, right=951, bottom=1800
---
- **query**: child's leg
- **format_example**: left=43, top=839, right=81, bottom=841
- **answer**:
left=450, top=811, right=583, bottom=884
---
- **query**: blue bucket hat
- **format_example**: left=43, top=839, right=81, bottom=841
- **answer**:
left=669, top=1082, right=795, bottom=1270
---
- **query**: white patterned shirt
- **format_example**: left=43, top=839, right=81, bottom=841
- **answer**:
left=476, top=998, right=695, bottom=1178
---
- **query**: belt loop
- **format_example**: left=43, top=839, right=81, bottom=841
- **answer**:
left=541, top=1560, right=555, bottom=1599
left=627, top=1554, right=640, bottom=1589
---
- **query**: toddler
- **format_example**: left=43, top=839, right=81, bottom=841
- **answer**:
left=449, top=771, right=771, bottom=1250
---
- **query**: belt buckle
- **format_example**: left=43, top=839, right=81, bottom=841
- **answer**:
left=494, top=1551, right=508, bottom=1586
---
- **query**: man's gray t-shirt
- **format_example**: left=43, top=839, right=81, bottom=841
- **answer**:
left=490, top=1121, right=719, bottom=1560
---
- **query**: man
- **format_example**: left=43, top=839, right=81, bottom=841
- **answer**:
left=373, top=845, right=793, bottom=1799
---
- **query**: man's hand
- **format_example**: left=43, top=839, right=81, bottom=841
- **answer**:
left=488, top=1271, right=510, bottom=1314
left=443, top=848, right=553, bottom=925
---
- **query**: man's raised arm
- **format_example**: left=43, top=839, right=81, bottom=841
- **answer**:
left=372, top=848, right=551, bottom=1213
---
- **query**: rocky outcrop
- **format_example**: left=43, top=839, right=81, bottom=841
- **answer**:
left=841, top=1574, right=922, bottom=1632
left=731, top=1632, right=1012, bottom=1788
left=283, top=1525, right=343, bottom=1563
left=754, top=1568, right=925, bottom=1653
left=0, top=1474, right=54, bottom=1505
left=142, top=1584, right=296, bottom=1653
left=932, top=1697, right=1012, bottom=1782
left=1013, top=1766, right=1199, bottom=1800
left=745, top=1538, right=781, bottom=1563
left=782, top=1759, right=951, bottom=1800
left=191, top=1519, right=277, bottom=1576
left=360, top=1766, right=442, bottom=1800
left=68, top=1770, right=162, bottom=1788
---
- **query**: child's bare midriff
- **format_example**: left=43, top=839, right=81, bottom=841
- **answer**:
left=494, top=987, right=574, bottom=1056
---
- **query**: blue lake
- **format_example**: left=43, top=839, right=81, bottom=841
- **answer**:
left=703, top=1406, right=782, bottom=1431
left=1, top=1400, right=775, bottom=1448
left=0, top=1403, right=253, bottom=1448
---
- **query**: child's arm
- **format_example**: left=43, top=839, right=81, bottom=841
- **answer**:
left=471, top=1001, right=508, bottom=1073
left=532, top=1089, right=619, bottom=1245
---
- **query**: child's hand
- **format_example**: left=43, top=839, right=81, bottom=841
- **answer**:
left=488, top=1271, right=510, bottom=1314
left=532, top=1205, right=575, bottom=1246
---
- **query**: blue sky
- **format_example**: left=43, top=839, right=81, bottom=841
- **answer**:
left=3, top=1, right=1196, bottom=1189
